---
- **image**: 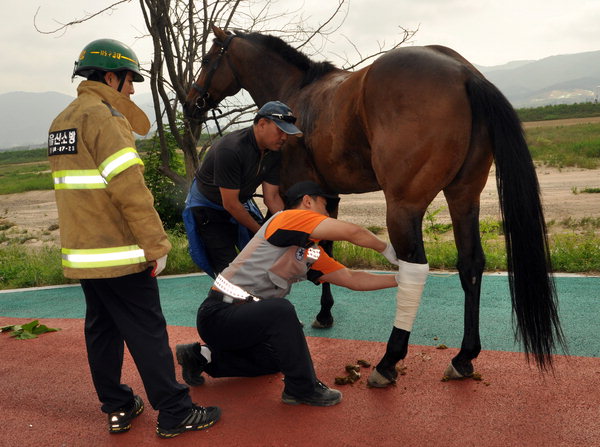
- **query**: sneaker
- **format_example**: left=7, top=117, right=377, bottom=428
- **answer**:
left=281, top=381, right=342, bottom=407
left=108, top=395, right=144, bottom=434
left=176, top=343, right=207, bottom=386
left=156, top=404, right=221, bottom=439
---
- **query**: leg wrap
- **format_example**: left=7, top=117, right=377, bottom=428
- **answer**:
left=394, top=260, right=429, bottom=331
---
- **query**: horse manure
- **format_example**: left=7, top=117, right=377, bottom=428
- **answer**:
left=436, top=344, right=448, bottom=349
left=335, top=376, right=352, bottom=385
left=441, top=371, right=484, bottom=382
left=396, top=365, right=408, bottom=376
left=335, top=360, right=371, bottom=385
left=345, top=364, right=360, bottom=373
left=335, top=370, right=360, bottom=385
left=348, top=369, right=361, bottom=381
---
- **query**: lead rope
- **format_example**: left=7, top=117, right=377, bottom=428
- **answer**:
left=201, top=108, right=224, bottom=149
left=211, top=109, right=223, bottom=136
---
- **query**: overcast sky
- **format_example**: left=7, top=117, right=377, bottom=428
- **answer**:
left=2, top=0, right=599, bottom=97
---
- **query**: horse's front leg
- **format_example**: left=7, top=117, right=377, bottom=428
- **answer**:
left=368, top=209, right=429, bottom=387
left=312, top=239, right=335, bottom=329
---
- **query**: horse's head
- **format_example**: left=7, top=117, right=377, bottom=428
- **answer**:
left=184, top=25, right=243, bottom=121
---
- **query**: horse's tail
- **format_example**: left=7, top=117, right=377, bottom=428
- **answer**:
left=465, top=75, right=566, bottom=370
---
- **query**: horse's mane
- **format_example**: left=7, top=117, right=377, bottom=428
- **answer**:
left=234, top=30, right=337, bottom=87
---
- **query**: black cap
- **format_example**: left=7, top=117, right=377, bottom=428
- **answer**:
left=284, top=181, right=340, bottom=210
left=257, top=101, right=302, bottom=135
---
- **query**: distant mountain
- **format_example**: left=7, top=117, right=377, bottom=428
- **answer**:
left=0, top=91, right=73, bottom=149
left=0, top=91, right=156, bottom=151
left=476, top=60, right=535, bottom=72
left=1, top=50, right=599, bottom=150
left=478, top=50, right=600, bottom=108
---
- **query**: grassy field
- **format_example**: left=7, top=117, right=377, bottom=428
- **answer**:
left=1, top=104, right=599, bottom=288
left=527, top=124, right=600, bottom=169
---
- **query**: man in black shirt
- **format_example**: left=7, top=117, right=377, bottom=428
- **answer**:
left=185, top=101, right=302, bottom=276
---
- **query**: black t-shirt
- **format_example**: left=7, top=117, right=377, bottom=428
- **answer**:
left=195, top=127, right=281, bottom=205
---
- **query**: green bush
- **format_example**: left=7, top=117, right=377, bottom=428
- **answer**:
left=141, top=129, right=187, bottom=232
left=517, top=102, right=600, bottom=121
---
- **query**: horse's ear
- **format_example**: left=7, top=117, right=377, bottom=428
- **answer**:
left=212, top=25, right=228, bottom=41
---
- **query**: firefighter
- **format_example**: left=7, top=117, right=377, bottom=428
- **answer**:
left=48, top=38, right=220, bottom=439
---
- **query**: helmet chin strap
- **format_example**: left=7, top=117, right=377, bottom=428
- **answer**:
left=115, top=71, right=127, bottom=93
left=103, top=71, right=127, bottom=92
left=117, top=74, right=126, bottom=93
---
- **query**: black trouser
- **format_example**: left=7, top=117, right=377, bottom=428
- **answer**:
left=196, top=290, right=318, bottom=397
left=190, top=206, right=240, bottom=275
left=80, top=269, right=191, bottom=428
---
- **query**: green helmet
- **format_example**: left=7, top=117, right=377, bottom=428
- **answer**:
left=73, top=38, right=144, bottom=82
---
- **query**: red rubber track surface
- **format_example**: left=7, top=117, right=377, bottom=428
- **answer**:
left=1, top=317, right=599, bottom=447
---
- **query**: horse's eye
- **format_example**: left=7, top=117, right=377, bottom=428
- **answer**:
left=201, top=57, right=210, bottom=66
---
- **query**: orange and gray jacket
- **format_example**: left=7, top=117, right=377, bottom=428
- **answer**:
left=48, top=81, right=170, bottom=279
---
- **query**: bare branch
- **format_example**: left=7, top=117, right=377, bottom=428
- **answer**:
left=295, top=0, right=347, bottom=51
left=338, top=25, right=419, bottom=70
left=35, top=0, right=417, bottom=188
left=33, top=1, right=133, bottom=34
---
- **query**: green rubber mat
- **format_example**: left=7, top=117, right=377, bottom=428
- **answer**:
left=1, top=273, right=598, bottom=357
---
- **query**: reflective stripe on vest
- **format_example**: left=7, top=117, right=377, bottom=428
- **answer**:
left=306, top=247, right=321, bottom=262
left=214, top=274, right=261, bottom=302
left=53, top=169, right=107, bottom=190
left=61, top=245, right=146, bottom=269
left=98, top=147, right=143, bottom=182
left=52, top=147, right=143, bottom=190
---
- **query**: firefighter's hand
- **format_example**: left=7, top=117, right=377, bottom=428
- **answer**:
left=381, top=243, right=399, bottom=266
left=151, top=255, right=168, bottom=277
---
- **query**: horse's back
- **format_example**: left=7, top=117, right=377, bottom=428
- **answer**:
left=294, top=45, right=486, bottom=200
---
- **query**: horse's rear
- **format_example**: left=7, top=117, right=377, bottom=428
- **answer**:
left=302, top=45, right=563, bottom=383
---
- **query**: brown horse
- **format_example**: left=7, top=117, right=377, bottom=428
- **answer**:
left=184, top=25, right=565, bottom=385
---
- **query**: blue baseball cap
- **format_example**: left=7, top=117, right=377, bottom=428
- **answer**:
left=257, top=101, right=302, bottom=135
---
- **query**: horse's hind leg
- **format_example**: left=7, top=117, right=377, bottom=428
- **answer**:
left=312, top=240, right=335, bottom=328
left=442, top=181, right=488, bottom=378
left=312, top=197, right=341, bottom=329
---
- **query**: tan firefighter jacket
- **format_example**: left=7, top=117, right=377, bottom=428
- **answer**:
left=48, top=81, right=170, bottom=279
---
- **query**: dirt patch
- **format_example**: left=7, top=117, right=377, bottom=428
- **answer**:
left=0, top=190, right=60, bottom=246
left=522, top=116, right=600, bottom=128
left=336, top=167, right=600, bottom=232
left=0, top=166, right=598, bottom=247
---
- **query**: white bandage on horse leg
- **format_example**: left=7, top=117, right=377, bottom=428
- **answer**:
left=394, top=260, right=429, bottom=331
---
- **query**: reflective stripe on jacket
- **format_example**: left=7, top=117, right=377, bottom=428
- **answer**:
left=48, top=81, right=170, bottom=279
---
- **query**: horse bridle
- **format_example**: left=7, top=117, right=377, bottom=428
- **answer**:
left=192, top=33, right=241, bottom=113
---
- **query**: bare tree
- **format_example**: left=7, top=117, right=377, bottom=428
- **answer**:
left=35, top=0, right=415, bottom=190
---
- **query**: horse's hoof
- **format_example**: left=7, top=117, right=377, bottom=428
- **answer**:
left=443, top=363, right=473, bottom=380
left=311, top=319, right=333, bottom=329
left=367, top=369, right=396, bottom=388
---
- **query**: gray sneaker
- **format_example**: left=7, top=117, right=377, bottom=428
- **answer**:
left=281, top=381, right=342, bottom=407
